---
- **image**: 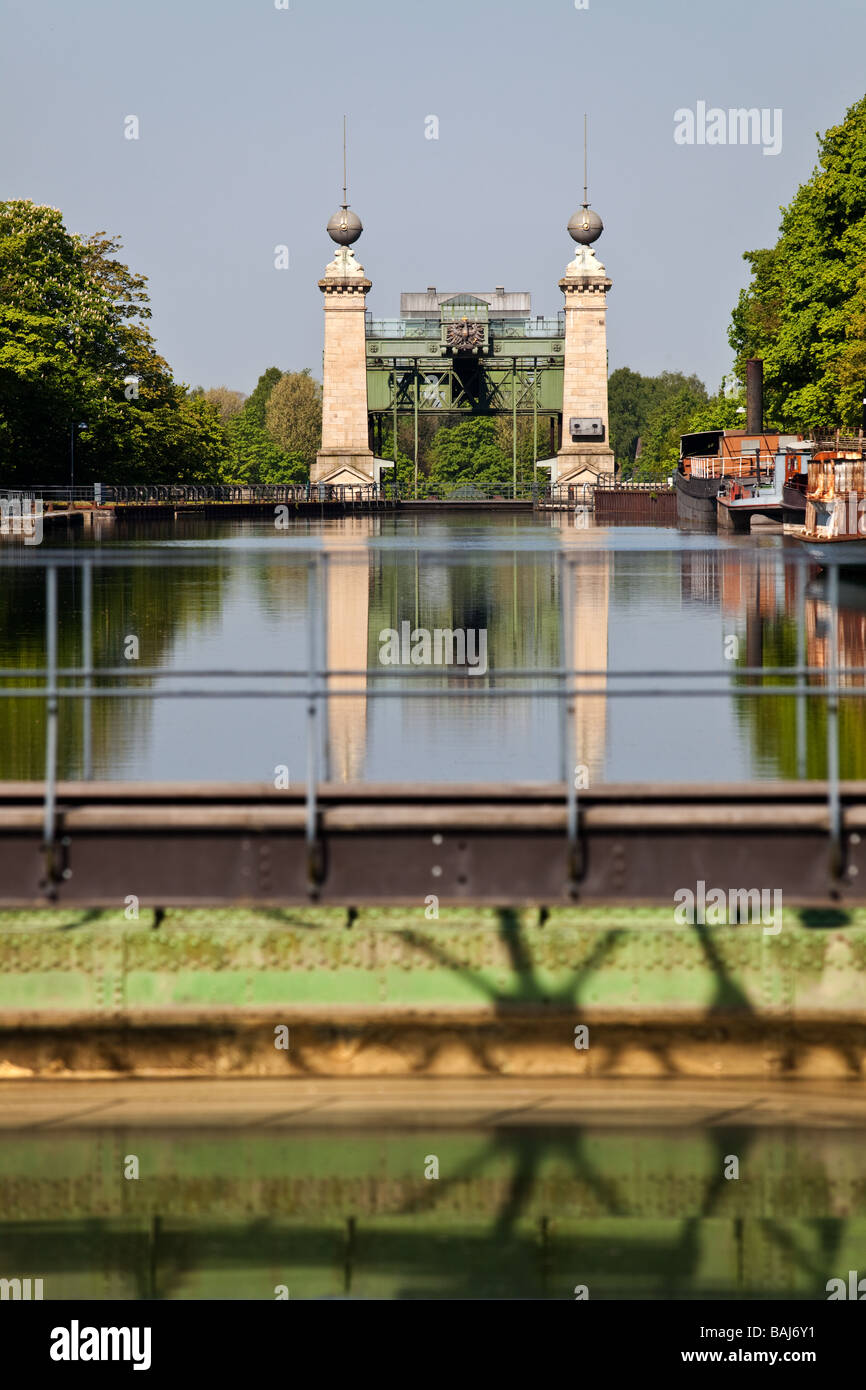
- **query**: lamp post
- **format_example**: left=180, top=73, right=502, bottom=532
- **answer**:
left=69, top=421, right=87, bottom=498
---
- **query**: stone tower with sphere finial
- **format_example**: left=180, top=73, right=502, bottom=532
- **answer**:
left=556, top=118, right=615, bottom=487
left=312, top=121, right=378, bottom=487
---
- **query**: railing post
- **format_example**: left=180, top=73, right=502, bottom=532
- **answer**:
left=320, top=550, right=330, bottom=785
left=41, top=565, right=59, bottom=893
left=826, top=563, right=843, bottom=892
left=82, top=558, right=93, bottom=780
left=796, top=560, right=807, bottom=782
left=305, top=556, right=325, bottom=895
left=560, top=553, right=580, bottom=896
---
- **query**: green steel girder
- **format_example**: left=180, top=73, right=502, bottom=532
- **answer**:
left=0, top=910, right=863, bottom=1016
left=366, top=359, right=564, bottom=415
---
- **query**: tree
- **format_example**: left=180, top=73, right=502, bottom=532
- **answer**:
left=0, top=199, right=227, bottom=483
left=609, top=368, right=708, bottom=474
left=244, top=366, right=283, bottom=428
left=225, top=412, right=306, bottom=485
left=493, top=415, right=554, bottom=487
left=632, top=383, right=709, bottom=480
left=729, top=95, right=866, bottom=432
left=202, top=386, right=246, bottom=423
left=427, top=418, right=512, bottom=494
left=264, top=369, right=322, bottom=464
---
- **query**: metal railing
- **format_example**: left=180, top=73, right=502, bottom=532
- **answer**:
left=1, top=483, right=389, bottom=506
left=366, top=320, right=441, bottom=339
left=685, top=456, right=777, bottom=480
left=488, top=319, right=565, bottom=338
left=0, top=543, right=855, bottom=896
left=365, top=317, right=565, bottom=341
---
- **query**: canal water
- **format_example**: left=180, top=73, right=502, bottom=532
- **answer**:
left=1, top=1120, right=862, bottom=1300
left=1, top=512, right=864, bottom=784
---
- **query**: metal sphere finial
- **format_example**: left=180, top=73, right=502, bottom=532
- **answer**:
left=568, top=207, right=603, bottom=245
left=327, top=207, right=363, bottom=245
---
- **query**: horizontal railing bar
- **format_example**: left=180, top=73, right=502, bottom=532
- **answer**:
left=0, top=685, right=856, bottom=700
left=2, top=779, right=862, bottom=800
left=1, top=802, right=836, bottom=833
left=0, top=665, right=859, bottom=681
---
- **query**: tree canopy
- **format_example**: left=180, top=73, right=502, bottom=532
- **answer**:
left=0, top=199, right=223, bottom=482
left=264, top=368, right=322, bottom=465
left=0, top=203, right=324, bottom=487
left=729, top=94, right=866, bottom=431
left=609, top=368, right=708, bottom=475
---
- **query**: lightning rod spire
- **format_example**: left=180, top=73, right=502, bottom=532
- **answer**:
left=342, top=115, right=348, bottom=208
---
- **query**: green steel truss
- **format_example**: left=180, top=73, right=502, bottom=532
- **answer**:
left=366, top=313, right=566, bottom=490
left=367, top=334, right=565, bottom=417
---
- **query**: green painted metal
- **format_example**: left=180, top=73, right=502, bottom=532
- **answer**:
left=366, top=358, right=564, bottom=415
left=0, top=907, right=864, bottom=1016
left=366, top=304, right=565, bottom=423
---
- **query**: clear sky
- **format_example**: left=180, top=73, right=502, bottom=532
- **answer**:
left=3, top=0, right=865, bottom=395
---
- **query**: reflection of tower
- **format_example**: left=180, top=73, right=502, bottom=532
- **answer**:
left=567, top=552, right=610, bottom=782
left=321, top=526, right=370, bottom=782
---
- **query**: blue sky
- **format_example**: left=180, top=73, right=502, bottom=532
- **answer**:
left=3, top=0, right=865, bottom=394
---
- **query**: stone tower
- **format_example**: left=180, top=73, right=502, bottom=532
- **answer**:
left=556, top=202, right=615, bottom=487
left=312, top=201, right=376, bottom=487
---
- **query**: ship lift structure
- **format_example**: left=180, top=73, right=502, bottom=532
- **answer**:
left=364, top=292, right=567, bottom=480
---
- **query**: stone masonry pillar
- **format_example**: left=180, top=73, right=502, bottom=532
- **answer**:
left=312, top=245, right=375, bottom=486
left=557, top=244, right=615, bottom=485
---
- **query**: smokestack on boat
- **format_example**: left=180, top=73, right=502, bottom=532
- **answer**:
left=746, top=359, right=763, bottom=434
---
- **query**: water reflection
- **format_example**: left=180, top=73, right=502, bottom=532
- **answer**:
left=1, top=515, right=864, bottom=783
left=0, top=1124, right=862, bottom=1299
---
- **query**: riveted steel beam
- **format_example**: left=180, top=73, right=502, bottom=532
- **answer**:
left=0, top=781, right=865, bottom=908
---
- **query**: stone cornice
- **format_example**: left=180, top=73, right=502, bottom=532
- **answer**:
left=318, top=278, right=372, bottom=295
left=559, top=275, right=612, bottom=295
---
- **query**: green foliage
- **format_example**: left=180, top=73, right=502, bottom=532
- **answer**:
left=427, top=418, right=519, bottom=495
left=609, top=368, right=708, bottom=474
left=0, top=200, right=226, bottom=483
left=202, top=386, right=246, bottom=423
left=224, top=412, right=304, bottom=485
left=683, top=388, right=749, bottom=434
left=264, top=369, right=322, bottom=464
left=243, top=367, right=283, bottom=428
left=376, top=426, right=415, bottom=497
left=631, top=383, right=709, bottom=480
left=729, top=95, right=866, bottom=431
